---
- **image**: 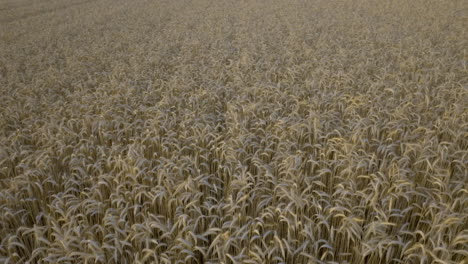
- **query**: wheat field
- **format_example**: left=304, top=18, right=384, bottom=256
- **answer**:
left=0, top=0, right=467, bottom=263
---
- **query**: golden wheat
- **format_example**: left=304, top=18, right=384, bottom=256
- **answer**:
left=0, top=0, right=467, bottom=263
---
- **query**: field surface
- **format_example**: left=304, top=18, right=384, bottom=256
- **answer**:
left=0, top=0, right=467, bottom=263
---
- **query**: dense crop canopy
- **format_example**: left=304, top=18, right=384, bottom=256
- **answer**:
left=0, top=0, right=467, bottom=263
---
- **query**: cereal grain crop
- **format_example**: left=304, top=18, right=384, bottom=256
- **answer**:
left=0, top=0, right=467, bottom=263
